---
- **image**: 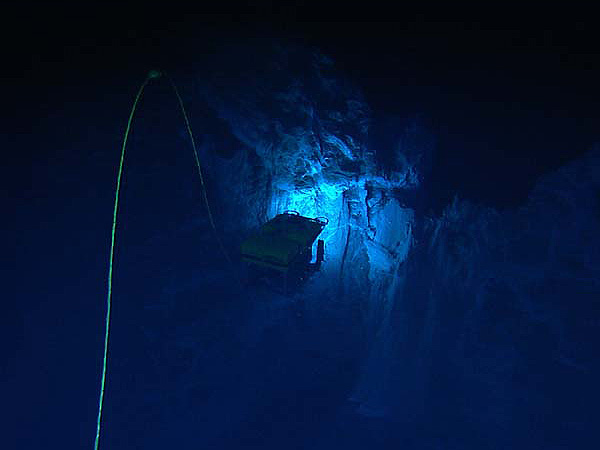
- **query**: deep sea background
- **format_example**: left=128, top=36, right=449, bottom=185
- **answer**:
left=4, top=3, right=600, bottom=449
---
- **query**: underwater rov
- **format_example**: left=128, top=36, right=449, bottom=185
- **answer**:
left=241, top=211, right=327, bottom=292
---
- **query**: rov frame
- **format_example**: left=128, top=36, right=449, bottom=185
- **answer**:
left=240, top=211, right=327, bottom=292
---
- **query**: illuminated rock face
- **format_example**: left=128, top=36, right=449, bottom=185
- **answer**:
left=198, top=43, right=425, bottom=297
left=194, top=44, right=600, bottom=438
left=195, top=43, right=428, bottom=417
left=363, top=149, right=600, bottom=428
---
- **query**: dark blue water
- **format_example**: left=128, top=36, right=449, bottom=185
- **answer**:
left=5, top=15, right=600, bottom=449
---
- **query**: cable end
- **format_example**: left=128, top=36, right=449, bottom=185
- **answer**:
left=147, top=69, right=162, bottom=80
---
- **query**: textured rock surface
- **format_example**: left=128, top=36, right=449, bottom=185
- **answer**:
left=194, top=43, right=423, bottom=367
left=349, top=145, right=600, bottom=446
left=192, top=45, right=600, bottom=443
left=97, top=42, right=599, bottom=449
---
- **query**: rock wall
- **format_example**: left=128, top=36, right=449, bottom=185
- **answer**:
left=192, top=42, right=427, bottom=417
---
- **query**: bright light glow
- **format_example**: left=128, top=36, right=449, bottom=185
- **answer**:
left=269, top=180, right=345, bottom=224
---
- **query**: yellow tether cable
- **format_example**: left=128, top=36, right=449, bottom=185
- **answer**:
left=166, top=74, right=234, bottom=269
left=94, top=70, right=234, bottom=450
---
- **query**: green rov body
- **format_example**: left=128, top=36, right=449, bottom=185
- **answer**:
left=241, top=211, right=327, bottom=273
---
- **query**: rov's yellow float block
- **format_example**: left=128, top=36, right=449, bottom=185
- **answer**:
left=241, top=211, right=327, bottom=272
